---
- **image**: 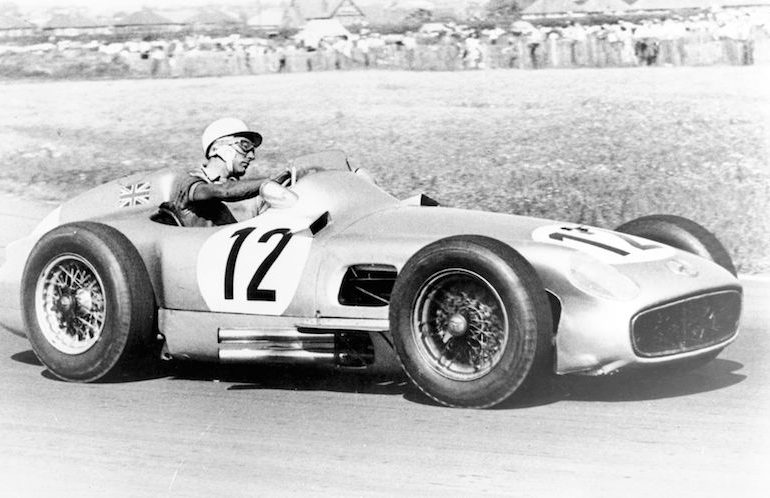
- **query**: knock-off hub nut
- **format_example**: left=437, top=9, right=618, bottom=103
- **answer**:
left=447, top=314, right=468, bottom=337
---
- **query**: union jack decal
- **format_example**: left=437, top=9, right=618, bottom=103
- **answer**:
left=118, top=182, right=151, bottom=208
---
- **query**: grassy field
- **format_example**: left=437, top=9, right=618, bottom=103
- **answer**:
left=1, top=66, right=768, bottom=271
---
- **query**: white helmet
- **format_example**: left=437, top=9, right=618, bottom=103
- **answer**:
left=201, top=117, right=262, bottom=158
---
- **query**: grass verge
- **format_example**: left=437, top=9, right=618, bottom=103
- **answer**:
left=1, top=66, right=768, bottom=271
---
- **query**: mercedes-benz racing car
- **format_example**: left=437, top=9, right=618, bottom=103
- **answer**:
left=0, top=151, right=742, bottom=408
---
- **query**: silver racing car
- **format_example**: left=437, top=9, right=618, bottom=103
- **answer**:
left=0, top=151, right=742, bottom=408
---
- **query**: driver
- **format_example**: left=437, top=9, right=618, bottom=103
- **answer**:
left=169, top=117, right=289, bottom=227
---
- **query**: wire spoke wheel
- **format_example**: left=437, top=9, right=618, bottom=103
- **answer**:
left=412, top=268, right=508, bottom=381
left=390, top=235, right=553, bottom=408
left=35, top=254, right=106, bottom=355
left=23, top=222, right=156, bottom=382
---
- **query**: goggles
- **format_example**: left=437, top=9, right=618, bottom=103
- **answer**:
left=227, top=138, right=257, bottom=154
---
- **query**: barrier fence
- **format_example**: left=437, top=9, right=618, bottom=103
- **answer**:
left=125, top=36, right=770, bottom=77
left=1, top=35, right=768, bottom=79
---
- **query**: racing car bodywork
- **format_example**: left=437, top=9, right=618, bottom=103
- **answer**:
left=0, top=151, right=742, bottom=408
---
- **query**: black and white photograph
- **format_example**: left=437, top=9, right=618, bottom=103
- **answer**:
left=0, top=0, right=768, bottom=495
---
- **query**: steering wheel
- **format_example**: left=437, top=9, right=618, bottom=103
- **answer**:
left=278, top=166, right=329, bottom=189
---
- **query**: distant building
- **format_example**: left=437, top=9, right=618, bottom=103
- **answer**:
left=184, top=8, right=241, bottom=31
left=114, top=8, right=182, bottom=35
left=628, top=0, right=770, bottom=10
left=43, top=13, right=110, bottom=37
left=295, top=18, right=351, bottom=46
left=522, top=0, right=582, bottom=18
left=573, top=0, right=630, bottom=14
left=624, top=0, right=704, bottom=12
left=247, top=8, right=291, bottom=32
left=0, top=15, right=37, bottom=38
left=390, top=1, right=443, bottom=21
left=288, top=0, right=367, bottom=27
left=331, top=0, right=368, bottom=25
left=522, top=0, right=770, bottom=19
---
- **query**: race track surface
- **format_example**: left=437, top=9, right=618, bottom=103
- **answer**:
left=1, top=201, right=768, bottom=497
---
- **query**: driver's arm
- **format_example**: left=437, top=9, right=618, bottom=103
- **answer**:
left=190, top=166, right=304, bottom=203
left=189, top=178, right=268, bottom=203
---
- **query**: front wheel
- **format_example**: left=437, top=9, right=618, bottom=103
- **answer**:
left=615, top=215, right=736, bottom=276
left=22, top=222, right=156, bottom=382
left=389, top=235, right=553, bottom=408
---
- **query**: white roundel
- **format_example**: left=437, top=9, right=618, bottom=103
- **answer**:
left=532, top=224, right=675, bottom=264
left=197, top=210, right=315, bottom=315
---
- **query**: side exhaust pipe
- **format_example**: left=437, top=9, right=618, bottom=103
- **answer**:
left=218, top=328, right=336, bottom=364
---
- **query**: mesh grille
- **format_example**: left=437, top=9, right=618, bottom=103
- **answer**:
left=632, top=290, right=741, bottom=358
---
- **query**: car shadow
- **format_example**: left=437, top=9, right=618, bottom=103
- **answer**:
left=169, top=361, right=410, bottom=397
left=16, top=347, right=746, bottom=408
left=16, top=346, right=405, bottom=393
left=403, top=359, right=748, bottom=409
left=11, top=349, right=42, bottom=366
left=33, top=352, right=173, bottom=383
left=12, top=344, right=172, bottom=382
left=547, top=359, right=747, bottom=403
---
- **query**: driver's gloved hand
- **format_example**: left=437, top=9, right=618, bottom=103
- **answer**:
left=272, top=169, right=292, bottom=185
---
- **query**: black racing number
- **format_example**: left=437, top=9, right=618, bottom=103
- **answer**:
left=224, top=227, right=256, bottom=300
left=614, top=232, right=660, bottom=251
left=224, top=227, right=293, bottom=301
left=246, top=229, right=293, bottom=301
left=549, top=232, right=630, bottom=256
left=548, top=228, right=660, bottom=256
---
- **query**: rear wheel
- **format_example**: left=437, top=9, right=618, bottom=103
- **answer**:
left=615, top=215, right=736, bottom=276
left=390, top=235, right=553, bottom=408
left=22, top=222, right=156, bottom=382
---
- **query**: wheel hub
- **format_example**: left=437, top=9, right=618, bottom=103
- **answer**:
left=446, top=313, right=468, bottom=337
left=57, top=294, right=73, bottom=312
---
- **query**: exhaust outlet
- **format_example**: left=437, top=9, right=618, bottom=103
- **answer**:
left=218, top=328, right=336, bottom=364
left=217, top=328, right=375, bottom=367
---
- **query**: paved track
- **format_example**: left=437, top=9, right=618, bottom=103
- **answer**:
left=1, top=200, right=768, bottom=497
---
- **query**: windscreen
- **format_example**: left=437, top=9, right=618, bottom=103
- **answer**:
left=290, top=150, right=351, bottom=172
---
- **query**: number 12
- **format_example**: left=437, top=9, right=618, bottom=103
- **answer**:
left=224, top=227, right=293, bottom=301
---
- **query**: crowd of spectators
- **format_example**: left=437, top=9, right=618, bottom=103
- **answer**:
left=0, top=8, right=767, bottom=79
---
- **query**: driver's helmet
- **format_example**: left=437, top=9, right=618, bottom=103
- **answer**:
left=201, top=118, right=263, bottom=158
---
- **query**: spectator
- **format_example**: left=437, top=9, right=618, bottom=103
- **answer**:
left=149, top=43, right=166, bottom=77
left=634, top=21, right=660, bottom=66
left=564, top=22, right=587, bottom=66
left=332, top=36, right=352, bottom=70
left=356, top=36, right=371, bottom=68
left=526, top=27, right=545, bottom=69
left=276, top=42, right=287, bottom=73
left=402, top=32, right=417, bottom=70
left=463, top=33, right=483, bottom=69
left=501, top=35, right=520, bottom=68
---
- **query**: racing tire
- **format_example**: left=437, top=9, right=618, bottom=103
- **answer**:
left=615, top=215, right=737, bottom=276
left=389, top=235, right=553, bottom=408
left=21, top=222, right=156, bottom=382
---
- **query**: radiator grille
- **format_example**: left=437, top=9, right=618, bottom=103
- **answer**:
left=631, top=290, right=741, bottom=358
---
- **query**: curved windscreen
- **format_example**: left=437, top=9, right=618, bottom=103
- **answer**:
left=290, top=150, right=351, bottom=172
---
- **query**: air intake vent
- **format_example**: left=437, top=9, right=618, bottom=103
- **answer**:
left=631, top=289, right=741, bottom=358
left=338, top=264, right=397, bottom=307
